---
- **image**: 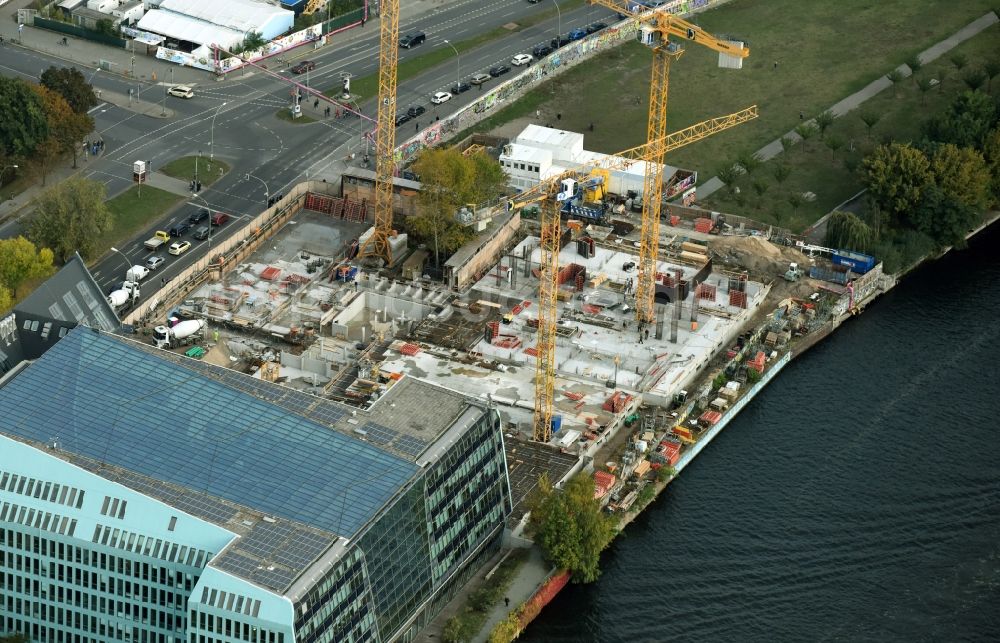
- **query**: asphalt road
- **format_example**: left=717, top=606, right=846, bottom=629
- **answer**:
left=0, top=0, right=620, bottom=305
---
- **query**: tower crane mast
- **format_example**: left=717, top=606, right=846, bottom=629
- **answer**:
left=357, top=0, right=401, bottom=265
left=589, top=0, right=750, bottom=323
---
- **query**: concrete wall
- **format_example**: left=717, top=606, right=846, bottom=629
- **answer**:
left=445, top=211, right=521, bottom=291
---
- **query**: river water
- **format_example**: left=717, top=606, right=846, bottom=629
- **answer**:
left=521, top=223, right=1000, bottom=642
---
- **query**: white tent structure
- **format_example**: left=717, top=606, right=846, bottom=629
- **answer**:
left=137, top=0, right=293, bottom=50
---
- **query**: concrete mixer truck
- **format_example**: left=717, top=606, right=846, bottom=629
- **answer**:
left=107, top=281, right=139, bottom=313
left=152, top=318, right=205, bottom=349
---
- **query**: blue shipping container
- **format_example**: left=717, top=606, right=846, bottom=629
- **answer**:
left=550, top=415, right=563, bottom=434
left=832, top=250, right=875, bottom=275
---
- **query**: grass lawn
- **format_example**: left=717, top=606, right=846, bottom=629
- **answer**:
left=462, top=0, right=997, bottom=228
left=97, top=185, right=184, bottom=255
left=700, top=28, right=1000, bottom=231
left=275, top=108, right=317, bottom=124
left=336, top=0, right=587, bottom=101
left=159, top=156, right=230, bottom=187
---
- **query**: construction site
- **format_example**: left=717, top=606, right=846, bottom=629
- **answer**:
left=123, top=1, right=885, bottom=523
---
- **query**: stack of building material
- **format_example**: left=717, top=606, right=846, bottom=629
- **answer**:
left=602, top=391, right=633, bottom=413
left=632, top=459, right=652, bottom=478
left=399, top=343, right=421, bottom=356
left=660, top=440, right=681, bottom=466
left=694, top=217, right=714, bottom=233
left=260, top=266, right=282, bottom=281
left=697, top=411, right=722, bottom=428
left=747, top=351, right=766, bottom=374
left=672, top=425, right=696, bottom=443
left=593, top=470, right=617, bottom=499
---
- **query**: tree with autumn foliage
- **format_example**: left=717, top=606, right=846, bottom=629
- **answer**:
left=31, top=84, right=94, bottom=170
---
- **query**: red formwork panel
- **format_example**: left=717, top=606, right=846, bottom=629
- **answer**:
left=696, top=283, right=717, bottom=301
left=729, top=290, right=748, bottom=309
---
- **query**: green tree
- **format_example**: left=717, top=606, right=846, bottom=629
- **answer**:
left=410, top=148, right=478, bottom=266
left=27, top=177, right=112, bottom=261
left=923, top=91, right=998, bottom=149
left=241, top=31, right=268, bottom=54
left=950, top=52, right=968, bottom=71
left=928, top=143, right=991, bottom=210
left=0, top=635, right=30, bottom=643
left=528, top=473, right=616, bottom=583
left=824, top=134, right=845, bottom=161
left=0, top=284, right=13, bottom=314
left=981, top=128, right=1000, bottom=203
left=786, top=192, right=802, bottom=217
left=862, top=143, right=933, bottom=223
left=886, top=69, right=905, bottom=96
left=0, top=236, right=55, bottom=298
left=751, top=178, right=769, bottom=209
left=0, top=77, right=49, bottom=158
left=441, top=618, right=464, bottom=643
left=466, top=151, right=509, bottom=206
left=859, top=111, right=882, bottom=141
left=910, top=186, right=980, bottom=247
left=983, top=59, right=1000, bottom=93
left=906, top=54, right=923, bottom=77
left=779, top=135, right=797, bottom=155
left=962, top=69, right=987, bottom=92
left=794, top=122, right=818, bottom=147
left=825, top=210, right=874, bottom=253
left=716, top=163, right=740, bottom=195
left=916, top=76, right=933, bottom=105
left=489, top=613, right=521, bottom=643
left=33, top=84, right=94, bottom=169
left=39, top=66, right=97, bottom=114
left=735, top=151, right=761, bottom=176
left=772, top=163, right=791, bottom=187
left=28, top=137, right=65, bottom=186
left=814, top=109, right=835, bottom=136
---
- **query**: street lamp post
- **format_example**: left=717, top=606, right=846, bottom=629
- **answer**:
left=551, top=0, right=562, bottom=44
left=443, top=39, right=460, bottom=90
left=245, top=173, right=269, bottom=209
left=109, top=247, right=132, bottom=280
left=209, top=102, right=228, bottom=173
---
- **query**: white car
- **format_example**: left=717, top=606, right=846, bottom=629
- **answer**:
left=167, top=85, right=194, bottom=99
left=511, top=54, right=533, bottom=66
left=431, top=91, right=452, bottom=104
left=168, top=241, right=192, bottom=256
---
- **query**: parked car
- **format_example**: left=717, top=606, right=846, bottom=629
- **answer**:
left=451, top=81, right=471, bottom=94
left=399, top=32, right=426, bottom=48
left=395, top=112, right=412, bottom=126
left=145, top=256, right=165, bottom=271
left=168, top=241, right=192, bottom=256
left=489, top=64, right=511, bottom=78
left=431, top=91, right=452, bottom=104
left=188, top=208, right=209, bottom=224
left=168, top=222, right=191, bottom=237
left=511, top=54, right=533, bottom=66
left=166, top=85, right=194, bottom=99
left=568, top=28, right=587, bottom=41
left=291, top=60, right=316, bottom=74
left=193, top=226, right=210, bottom=240
left=532, top=43, right=552, bottom=57
left=407, top=105, right=426, bottom=118
left=550, top=35, right=571, bottom=48
left=210, top=212, right=230, bottom=226
left=586, top=22, right=608, bottom=34
left=470, top=73, right=491, bottom=86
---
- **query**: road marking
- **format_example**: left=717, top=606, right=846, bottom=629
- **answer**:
left=88, top=102, right=108, bottom=114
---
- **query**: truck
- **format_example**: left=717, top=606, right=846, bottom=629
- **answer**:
left=107, top=281, right=140, bottom=312
left=125, top=265, right=150, bottom=283
left=152, top=318, right=205, bottom=349
left=144, top=231, right=170, bottom=251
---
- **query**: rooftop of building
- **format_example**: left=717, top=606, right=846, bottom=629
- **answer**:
left=0, top=327, right=484, bottom=590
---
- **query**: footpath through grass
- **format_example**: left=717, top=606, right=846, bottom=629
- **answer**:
left=159, top=156, right=230, bottom=187
left=97, top=185, right=184, bottom=254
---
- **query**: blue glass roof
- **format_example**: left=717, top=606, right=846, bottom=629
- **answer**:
left=0, top=328, right=418, bottom=537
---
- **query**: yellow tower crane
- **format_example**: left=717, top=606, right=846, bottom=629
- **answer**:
left=589, top=1, right=750, bottom=323
left=356, top=0, right=400, bottom=265
left=515, top=107, right=758, bottom=442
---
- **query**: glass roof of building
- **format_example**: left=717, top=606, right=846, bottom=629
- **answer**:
left=0, top=328, right=418, bottom=537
